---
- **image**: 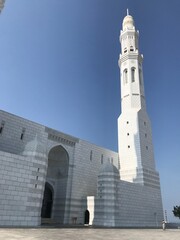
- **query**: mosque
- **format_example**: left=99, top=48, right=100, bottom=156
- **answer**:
left=0, top=8, right=164, bottom=227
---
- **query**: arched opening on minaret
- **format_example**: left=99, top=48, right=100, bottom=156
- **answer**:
left=131, top=67, right=136, bottom=82
left=123, top=69, right=128, bottom=84
left=130, top=46, right=134, bottom=52
left=124, top=47, right=127, bottom=53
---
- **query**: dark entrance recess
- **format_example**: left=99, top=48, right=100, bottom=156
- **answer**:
left=41, top=182, right=53, bottom=218
left=84, top=210, right=90, bottom=224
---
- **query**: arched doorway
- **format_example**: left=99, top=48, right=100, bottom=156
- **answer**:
left=84, top=210, right=90, bottom=225
left=42, top=145, right=69, bottom=224
left=41, top=182, right=53, bottom=218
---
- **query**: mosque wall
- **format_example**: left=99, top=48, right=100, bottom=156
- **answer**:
left=0, top=110, right=163, bottom=227
left=67, top=139, right=119, bottom=224
left=93, top=165, right=163, bottom=227
left=0, top=109, right=119, bottom=226
left=0, top=110, right=47, bottom=155
left=117, top=180, right=163, bottom=227
left=0, top=151, right=45, bottom=226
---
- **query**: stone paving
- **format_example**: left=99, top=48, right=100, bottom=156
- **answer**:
left=0, top=228, right=180, bottom=240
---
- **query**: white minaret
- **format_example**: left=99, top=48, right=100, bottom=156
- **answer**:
left=118, top=11, right=160, bottom=188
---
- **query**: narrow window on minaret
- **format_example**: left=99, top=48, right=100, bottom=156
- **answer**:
left=123, top=69, right=128, bottom=84
left=131, top=67, right=135, bottom=82
left=130, top=46, right=134, bottom=52
left=139, top=69, right=142, bottom=85
left=124, top=47, right=127, bottom=53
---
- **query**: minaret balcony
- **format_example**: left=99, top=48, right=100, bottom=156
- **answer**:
left=119, top=53, right=143, bottom=65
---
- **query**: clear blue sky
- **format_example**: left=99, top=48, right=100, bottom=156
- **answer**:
left=0, top=0, right=180, bottom=222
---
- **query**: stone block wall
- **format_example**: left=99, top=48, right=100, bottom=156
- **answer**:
left=0, top=110, right=47, bottom=155
left=0, top=110, right=120, bottom=226
left=94, top=179, right=163, bottom=227
left=117, top=180, right=164, bottom=227
left=0, top=151, right=46, bottom=226
left=66, top=139, right=119, bottom=224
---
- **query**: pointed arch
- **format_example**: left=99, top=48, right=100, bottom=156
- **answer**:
left=42, top=145, right=69, bottom=224
left=123, top=68, right=128, bottom=84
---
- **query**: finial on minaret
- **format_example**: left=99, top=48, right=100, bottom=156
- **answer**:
left=127, top=8, right=129, bottom=16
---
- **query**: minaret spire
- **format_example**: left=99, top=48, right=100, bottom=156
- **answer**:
left=127, top=8, right=129, bottom=16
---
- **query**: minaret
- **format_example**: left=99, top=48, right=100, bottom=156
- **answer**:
left=118, top=11, right=160, bottom=188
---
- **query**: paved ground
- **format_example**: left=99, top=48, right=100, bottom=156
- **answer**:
left=0, top=228, right=179, bottom=240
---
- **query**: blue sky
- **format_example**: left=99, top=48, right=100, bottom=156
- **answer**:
left=0, top=0, right=180, bottom=222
